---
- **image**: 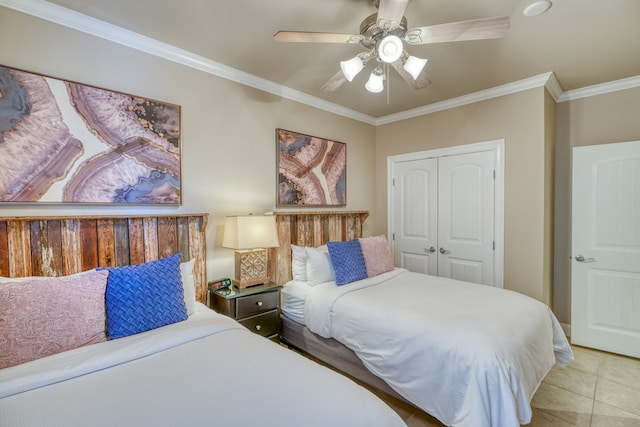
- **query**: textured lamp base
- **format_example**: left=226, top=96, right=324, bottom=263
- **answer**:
left=233, top=249, right=268, bottom=289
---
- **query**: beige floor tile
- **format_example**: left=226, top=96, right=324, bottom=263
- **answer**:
left=595, top=377, right=640, bottom=416
left=570, top=345, right=604, bottom=375
left=544, top=364, right=598, bottom=399
left=531, top=382, right=593, bottom=426
left=527, top=408, right=579, bottom=426
left=599, top=353, right=640, bottom=391
left=591, top=401, right=640, bottom=427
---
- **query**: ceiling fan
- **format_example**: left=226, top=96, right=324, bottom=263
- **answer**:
left=274, top=0, right=510, bottom=93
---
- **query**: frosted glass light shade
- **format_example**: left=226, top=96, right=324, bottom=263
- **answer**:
left=365, top=68, right=384, bottom=93
left=223, top=215, right=279, bottom=249
left=378, top=35, right=403, bottom=63
left=340, top=56, right=365, bottom=81
left=403, top=55, right=428, bottom=80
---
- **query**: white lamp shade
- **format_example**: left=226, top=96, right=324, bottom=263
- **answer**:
left=403, top=55, right=428, bottom=80
left=365, top=69, right=384, bottom=93
left=223, top=215, right=279, bottom=249
left=340, top=56, right=365, bottom=81
left=378, top=35, right=403, bottom=63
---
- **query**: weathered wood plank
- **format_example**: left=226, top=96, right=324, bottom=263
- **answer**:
left=97, top=219, right=116, bottom=267
left=79, top=219, right=98, bottom=271
left=128, top=218, right=145, bottom=265
left=143, top=217, right=159, bottom=262
left=62, top=219, right=82, bottom=275
left=157, top=217, right=178, bottom=259
left=0, top=221, right=9, bottom=276
left=177, top=217, right=190, bottom=260
left=29, top=221, right=43, bottom=276
left=7, top=220, right=31, bottom=277
left=46, top=220, right=64, bottom=276
left=188, top=216, right=207, bottom=303
left=113, top=219, right=130, bottom=266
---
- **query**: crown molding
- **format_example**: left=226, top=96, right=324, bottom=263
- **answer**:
left=557, top=75, right=640, bottom=102
left=2, top=0, right=638, bottom=126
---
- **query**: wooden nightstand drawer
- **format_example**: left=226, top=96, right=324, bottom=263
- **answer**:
left=238, top=310, right=278, bottom=338
left=235, top=291, right=278, bottom=318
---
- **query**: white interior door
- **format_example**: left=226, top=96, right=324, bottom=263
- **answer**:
left=392, top=158, right=438, bottom=274
left=571, top=140, right=640, bottom=358
left=438, top=151, right=495, bottom=285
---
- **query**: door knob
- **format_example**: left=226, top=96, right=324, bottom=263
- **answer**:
left=424, top=247, right=436, bottom=253
left=439, top=247, right=451, bottom=255
left=575, top=255, right=597, bottom=263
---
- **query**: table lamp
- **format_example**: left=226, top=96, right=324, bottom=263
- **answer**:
left=222, top=214, right=280, bottom=289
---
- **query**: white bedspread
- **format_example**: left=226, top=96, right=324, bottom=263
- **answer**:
left=1, top=303, right=405, bottom=427
left=304, top=269, right=573, bottom=427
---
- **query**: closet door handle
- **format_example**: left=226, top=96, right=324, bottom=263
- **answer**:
left=424, top=247, right=436, bottom=253
left=439, top=247, right=451, bottom=255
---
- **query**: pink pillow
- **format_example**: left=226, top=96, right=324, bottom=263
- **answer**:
left=0, top=269, right=109, bottom=368
left=358, top=235, right=394, bottom=277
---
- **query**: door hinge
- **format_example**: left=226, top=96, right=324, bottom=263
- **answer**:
left=392, top=178, right=395, bottom=186
left=493, top=170, right=496, bottom=180
left=392, top=233, right=395, bottom=241
left=493, top=241, right=495, bottom=250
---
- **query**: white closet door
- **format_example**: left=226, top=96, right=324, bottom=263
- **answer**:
left=392, top=158, right=438, bottom=275
left=572, top=140, right=640, bottom=358
left=437, top=151, right=495, bottom=285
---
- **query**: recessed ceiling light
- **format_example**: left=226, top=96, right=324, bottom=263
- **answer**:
left=523, top=0, right=552, bottom=17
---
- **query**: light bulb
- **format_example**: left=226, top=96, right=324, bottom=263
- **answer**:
left=403, top=55, right=428, bottom=80
left=340, top=56, right=364, bottom=81
left=365, top=68, right=384, bottom=93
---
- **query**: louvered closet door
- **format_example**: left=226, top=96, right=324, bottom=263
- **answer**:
left=437, top=151, right=495, bottom=285
left=392, top=158, right=438, bottom=275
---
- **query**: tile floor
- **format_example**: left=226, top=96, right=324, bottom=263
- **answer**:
left=367, top=345, right=640, bottom=427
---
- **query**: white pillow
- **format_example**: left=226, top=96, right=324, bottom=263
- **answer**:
left=291, top=245, right=308, bottom=282
left=305, top=245, right=335, bottom=285
left=180, top=259, right=196, bottom=316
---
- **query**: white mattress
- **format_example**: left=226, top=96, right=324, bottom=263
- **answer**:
left=281, top=280, right=310, bottom=324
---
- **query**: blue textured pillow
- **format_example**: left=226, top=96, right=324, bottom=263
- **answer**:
left=327, top=240, right=368, bottom=286
left=102, top=254, right=187, bottom=339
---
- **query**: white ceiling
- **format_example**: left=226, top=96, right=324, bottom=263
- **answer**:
left=7, top=0, right=640, bottom=119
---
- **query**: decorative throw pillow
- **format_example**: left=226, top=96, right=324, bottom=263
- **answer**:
left=180, top=258, right=196, bottom=315
left=327, top=240, right=368, bottom=286
left=305, top=245, right=335, bottom=285
left=291, top=245, right=308, bottom=282
left=0, top=269, right=109, bottom=369
left=102, top=254, right=187, bottom=339
left=359, top=235, right=395, bottom=277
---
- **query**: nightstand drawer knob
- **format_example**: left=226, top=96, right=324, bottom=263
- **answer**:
left=255, top=325, right=262, bottom=331
left=256, top=301, right=263, bottom=307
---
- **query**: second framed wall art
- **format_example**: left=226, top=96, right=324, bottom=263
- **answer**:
left=277, top=128, right=346, bottom=207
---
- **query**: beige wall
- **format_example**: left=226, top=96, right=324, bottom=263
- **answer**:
left=375, top=88, right=551, bottom=302
left=0, top=8, right=376, bottom=282
left=553, top=86, right=640, bottom=324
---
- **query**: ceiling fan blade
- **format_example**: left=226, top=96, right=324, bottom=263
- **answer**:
left=391, top=60, right=432, bottom=90
left=321, top=70, right=348, bottom=92
left=376, top=0, right=410, bottom=27
left=405, top=16, right=510, bottom=45
left=274, top=31, right=362, bottom=44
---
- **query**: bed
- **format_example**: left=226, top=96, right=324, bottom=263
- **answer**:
left=0, top=214, right=406, bottom=427
left=270, top=211, right=574, bottom=427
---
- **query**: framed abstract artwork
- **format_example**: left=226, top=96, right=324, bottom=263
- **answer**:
left=0, top=65, right=181, bottom=204
left=277, top=128, right=346, bottom=206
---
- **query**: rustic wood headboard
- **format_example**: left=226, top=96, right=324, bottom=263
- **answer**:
left=0, top=214, right=209, bottom=303
left=268, top=211, right=369, bottom=285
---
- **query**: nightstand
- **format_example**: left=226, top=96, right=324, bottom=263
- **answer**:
left=209, top=283, right=281, bottom=342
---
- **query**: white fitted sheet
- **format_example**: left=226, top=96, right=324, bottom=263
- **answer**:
left=0, top=303, right=405, bottom=427
left=281, top=280, right=311, bottom=324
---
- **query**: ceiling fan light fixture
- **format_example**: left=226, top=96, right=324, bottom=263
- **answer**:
left=378, top=35, right=403, bottom=63
left=523, top=1, right=552, bottom=17
left=403, top=55, right=428, bottom=80
left=340, top=55, right=365, bottom=81
left=365, top=67, right=385, bottom=93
